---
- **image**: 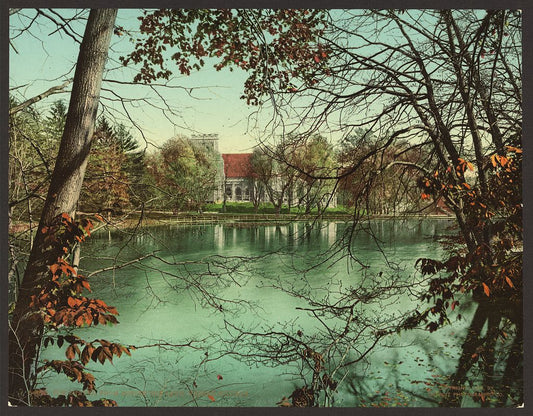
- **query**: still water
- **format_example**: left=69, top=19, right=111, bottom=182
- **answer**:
left=41, top=219, right=476, bottom=407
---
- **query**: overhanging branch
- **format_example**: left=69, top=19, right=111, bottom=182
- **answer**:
left=9, top=79, right=72, bottom=116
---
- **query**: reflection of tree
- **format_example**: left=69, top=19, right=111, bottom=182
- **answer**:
left=207, top=241, right=428, bottom=407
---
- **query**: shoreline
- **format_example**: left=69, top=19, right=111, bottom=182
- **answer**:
left=9, top=211, right=455, bottom=234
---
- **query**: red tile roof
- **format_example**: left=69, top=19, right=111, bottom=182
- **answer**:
left=222, top=153, right=253, bottom=178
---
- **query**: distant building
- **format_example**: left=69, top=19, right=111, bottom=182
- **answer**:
left=221, top=153, right=255, bottom=202
left=188, top=134, right=336, bottom=206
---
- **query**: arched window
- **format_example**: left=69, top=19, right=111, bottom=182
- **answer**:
left=244, top=187, right=250, bottom=201
left=235, top=187, right=242, bottom=201
left=225, top=186, right=232, bottom=199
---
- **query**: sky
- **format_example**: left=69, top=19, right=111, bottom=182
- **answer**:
left=9, top=9, right=266, bottom=153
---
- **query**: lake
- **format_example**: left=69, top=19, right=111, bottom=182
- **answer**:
left=40, top=219, right=480, bottom=407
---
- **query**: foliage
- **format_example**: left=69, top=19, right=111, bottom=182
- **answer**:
left=80, top=118, right=132, bottom=213
left=120, top=9, right=330, bottom=105
left=337, top=132, right=427, bottom=215
left=8, top=99, right=65, bottom=223
left=407, top=145, right=522, bottom=331
left=23, top=213, right=134, bottom=406
left=288, top=134, right=336, bottom=213
left=146, top=136, right=219, bottom=211
left=250, top=146, right=298, bottom=214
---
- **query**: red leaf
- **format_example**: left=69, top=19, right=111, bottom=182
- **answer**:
left=208, top=394, right=215, bottom=402
left=482, top=283, right=490, bottom=297
left=314, top=55, right=320, bottom=63
left=505, top=277, right=514, bottom=288
left=67, top=297, right=76, bottom=308
left=107, top=306, right=119, bottom=315
left=217, top=374, right=223, bottom=380
left=81, top=280, right=91, bottom=292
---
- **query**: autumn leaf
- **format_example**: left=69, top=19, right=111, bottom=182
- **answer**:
left=208, top=394, right=215, bottom=402
left=506, top=146, right=522, bottom=154
left=217, top=374, right=223, bottom=380
left=482, top=282, right=490, bottom=297
left=66, top=345, right=76, bottom=360
left=505, top=277, right=514, bottom=288
left=81, top=280, right=91, bottom=292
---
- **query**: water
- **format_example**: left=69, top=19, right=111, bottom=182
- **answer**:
left=39, top=219, right=477, bottom=407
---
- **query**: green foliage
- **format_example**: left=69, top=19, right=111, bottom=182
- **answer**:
left=9, top=99, right=65, bottom=223
left=289, top=134, right=336, bottom=213
left=146, top=136, right=219, bottom=211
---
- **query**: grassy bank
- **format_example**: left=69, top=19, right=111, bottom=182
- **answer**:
left=203, top=202, right=353, bottom=215
left=9, top=204, right=454, bottom=234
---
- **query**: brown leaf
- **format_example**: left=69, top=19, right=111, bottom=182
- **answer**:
left=66, top=345, right=75, bottom=360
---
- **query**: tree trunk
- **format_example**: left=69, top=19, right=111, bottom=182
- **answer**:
left=8, top=9, right=117, bottom=405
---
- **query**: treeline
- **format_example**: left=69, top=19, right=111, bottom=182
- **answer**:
left=9, top=99, right=430, bottom=225
left=249, top=132, right=430, bottom=215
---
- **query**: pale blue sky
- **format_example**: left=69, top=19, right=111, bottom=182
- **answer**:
left=9, top=9, right=265, bottom=153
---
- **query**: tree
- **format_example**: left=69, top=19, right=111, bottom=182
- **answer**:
left=337, top=131, right=428, bottom=215
left=262, top=9, right=522, bottom=406
left=250, top=146, right=297, bottom=215
left=146, top=136, right=218, bottom=212
left=288, top=134, right=336, bottom=214
left=120, top=9, right=330, bottom=106
left=79, top=118, right=131, bottom=214
left=9, top=7, right=335, bottom=407
left=9, top=9, right=118, bottom=405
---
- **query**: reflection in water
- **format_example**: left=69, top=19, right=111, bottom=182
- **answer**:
left=40, top=219, right=482, bottom=407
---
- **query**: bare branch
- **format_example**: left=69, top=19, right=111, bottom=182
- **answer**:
left=9, top=79, right=72, bottom=115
